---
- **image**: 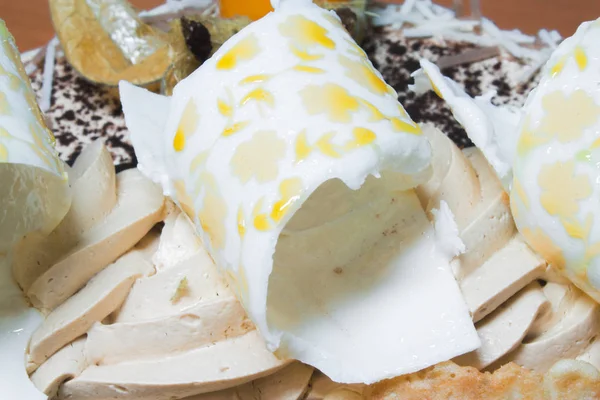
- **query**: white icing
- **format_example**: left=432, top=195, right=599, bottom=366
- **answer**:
left=411, top=59, right=521, bottom=189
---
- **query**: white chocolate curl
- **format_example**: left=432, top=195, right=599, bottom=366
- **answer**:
left=0, top=19, right=70, bottom=400
left=121, top=0, right=480, bottom=383
left=0, top=21, right=70, bottom=250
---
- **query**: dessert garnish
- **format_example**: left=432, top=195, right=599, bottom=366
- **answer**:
left=49, top=0, right=173, bottom=86
left=121, top=0, right=481, bottom=384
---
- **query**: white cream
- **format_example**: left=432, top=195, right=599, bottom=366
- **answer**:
left=411, top=59, right=522, bottom=189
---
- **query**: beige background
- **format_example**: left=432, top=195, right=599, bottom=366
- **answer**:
left=1, top=0, right=600, bottom=51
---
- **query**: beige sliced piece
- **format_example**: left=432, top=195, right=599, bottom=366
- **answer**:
left=87, top=296, right=252, bottom=365
left=460, top=236, right=545, bottom=322
left=58, top=330, right=287, bottom=400
left=30, top=337, right=88, bottom=398
left=27, top=169, right=165, bottom=312
left=184, top=362, right=314, bottom=400
left=498, top=286, right=600, bottom=372
left=454, top=282, right=549, bottom=370
left=577, top=336, right=600, bottom=371
left=152, top=210, right=202, bottom=271
left=305, top=371, right=365, bottom=400
left=115, top=248, right=229, bottom=322
left=323, top=389, right=365, bottom=400
left=13, top=142, right=116, bottom=291
left=416, top=124, right=480, bottom=228
left=27, top=251, right=154, bottom=373
left=133, top=227, right=162, bottom=265
left=455, top=148, right=515, bottom=279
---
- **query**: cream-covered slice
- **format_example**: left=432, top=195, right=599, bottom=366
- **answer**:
left=86, top=297, right=252, bottom=365
left=63, top=210, right=283, bottom=398
left=183, top=362, right=314, bottom=400
left=511, top=18, right=600, bottom=303
left=13, top=141, right=116, bottom=292
left=121, top=0, right=482, bottom=383
left=26, top=169, right=165, bottom=312
left=460, top=236, right=545, bottom=322
left=413, top=125, right=600, bottom=372
left=500, top=282, right=600, bottom=371
left=455, top=282, right=549, bottom=369
left=0, top=19, right=70, bottom=400
left=30, top=337, right=87, bottom=398
left=59, top=330, right=285, bottom=400
left=417, top=127, right=516, bottom=280
left=27, top=251, right=154, bottom=372
left=417, top=126, right=539, bottom=322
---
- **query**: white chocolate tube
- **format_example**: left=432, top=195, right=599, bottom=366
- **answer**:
left=122, top=0, right=481, bottom=384
left=0, top=19, right=69, bottom=400
left=511, top=18, right=600, bottom=304
left=0, top=20, right=70, bottom=250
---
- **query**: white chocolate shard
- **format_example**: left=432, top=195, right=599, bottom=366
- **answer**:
left=58, top=330, right=287, bottom=400
left=27, top=169, right=165, bottom=312
left=30, top=337, right=88, bottom=398
left=152, top=210, right=202, bottom=271
left=0, top=20, right=68, bottom=400
left=411, top=59, right=521, bottom=188
left=511, top=18, right=600, bottom=303
left=0, top=21, right=71, bottom=252
left=121, top=1, right=483, bottom=383
left=27, top=251, right=154, bottom=372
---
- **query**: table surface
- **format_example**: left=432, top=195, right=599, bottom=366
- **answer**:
left=1, top=0, right=599, bottom=51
